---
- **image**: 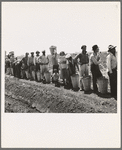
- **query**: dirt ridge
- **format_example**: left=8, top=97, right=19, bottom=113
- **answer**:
left=5, top=75, right=117, bottom=113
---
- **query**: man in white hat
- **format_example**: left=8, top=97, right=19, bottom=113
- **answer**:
left=38, top=50, right=49, bottom=82
left=49, top=46, right=59, bottom=74
left=74, top=45, right=89, bottom=91
left=107, top=45, right=117, bottom=98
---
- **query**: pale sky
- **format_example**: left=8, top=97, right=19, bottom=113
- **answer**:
left=2, top=2, right=120, bottom=56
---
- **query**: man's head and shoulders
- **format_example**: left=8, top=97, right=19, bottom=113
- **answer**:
left=107, top=45, right=117, bottom=59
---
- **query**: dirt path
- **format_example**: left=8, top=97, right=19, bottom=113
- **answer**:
left=5, top=75, right=117, bottom=113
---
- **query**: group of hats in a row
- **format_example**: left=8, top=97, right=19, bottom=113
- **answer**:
left=26, top=45, right=57, bottom=55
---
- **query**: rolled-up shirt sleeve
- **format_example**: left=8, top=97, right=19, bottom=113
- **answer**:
left=107, top=55, right=112, bottom=73
left=91, top=56, right=101, bottom=65
left=27, top=57, right=29, bottom=66
left=74, top=53, right=80, bottom=61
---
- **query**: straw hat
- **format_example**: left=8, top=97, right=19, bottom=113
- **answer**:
left=108, top=45, right=116, bottom=52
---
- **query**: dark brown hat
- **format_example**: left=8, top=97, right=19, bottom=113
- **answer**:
left=92, top=45, right=99, bottom=51
left=60, top=51, right=65, bottom=56
left=42, top=50, right=45, bottom=53
left=81, top=45, right=86, bottom=49
left=36, top=51, right=40, bottom=54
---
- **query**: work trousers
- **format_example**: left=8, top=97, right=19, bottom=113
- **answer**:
left=6, top=68, right=11, bottom=75
left=91, top=64, right=102, bottom=92
left=40, top=65, right=48, bottom=79
left=35, top=63, right=40, bottom=81
left=79, top=64, right=89, bottom=90
left=15, top=64, right=21, bottom=78
left=108, top=69, right=117, bottom=97
left=29, top=65, right=36, bottom=80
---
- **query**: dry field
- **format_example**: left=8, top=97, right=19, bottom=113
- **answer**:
left=5, top=52, right=117, bottom=113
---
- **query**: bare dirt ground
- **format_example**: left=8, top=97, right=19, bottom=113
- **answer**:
left=5, top=75, right=117, bottom=113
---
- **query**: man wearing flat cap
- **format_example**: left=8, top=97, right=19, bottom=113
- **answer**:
left=35, top=51, right=41, bottom=82
left=38, top=50, right=49, bottom=82
left=28, top=52, right=36, bottom=80
left=107, top=45, right=117, bottom=98
left=74, top=45, right=89, bottom=91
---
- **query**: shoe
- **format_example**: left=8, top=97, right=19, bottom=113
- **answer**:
left=42, top=79, right=46, bottom=84
left=80, top=89, right=84, bottom=91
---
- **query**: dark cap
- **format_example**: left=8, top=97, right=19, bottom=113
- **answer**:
left=31, top=52, right=34, bottom=54
left=81, top=45, right=86, bottom=49
left=60, top=51, right=65, bottom=56
left=42, top=50, right=45, bottom=53
left=36, top=51, right=40, bottom=54
left=92, top=45, right=99, bottom=51
left=26, top=52, right=29, bottom=55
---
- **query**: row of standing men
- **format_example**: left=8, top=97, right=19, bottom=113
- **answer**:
left=5, top=44, right=117, bottom=97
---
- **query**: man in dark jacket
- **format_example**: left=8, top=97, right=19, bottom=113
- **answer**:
left=65, top=54, right=78, bottom=89
left=21, top=53, right=29, bottom=79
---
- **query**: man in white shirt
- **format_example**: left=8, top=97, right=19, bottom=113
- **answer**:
left=38, top=50, right=49, bottom=82
left=58, top=51, right=68, bottom=85
left=49, top=46, right=59, bottom=74
left=107, top=45, right=117, bottom=98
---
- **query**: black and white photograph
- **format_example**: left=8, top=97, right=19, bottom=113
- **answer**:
left=1, top=1, right=121, bottom=148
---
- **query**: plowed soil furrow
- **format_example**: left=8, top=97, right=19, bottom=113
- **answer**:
left=5, top=95, right=40, bottom=113
left=5, top=75, right=117, bottom=113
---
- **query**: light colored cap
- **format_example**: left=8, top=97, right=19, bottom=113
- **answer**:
left=65, top=54, right=71, bottom=59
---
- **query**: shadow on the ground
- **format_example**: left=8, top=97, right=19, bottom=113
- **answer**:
left=84, top=89, right=93, bottom=94
left=97, top=92, right=114, bottom=99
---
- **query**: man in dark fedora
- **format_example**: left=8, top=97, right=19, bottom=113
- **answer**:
left=107, top=45, right=117, bottom=98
